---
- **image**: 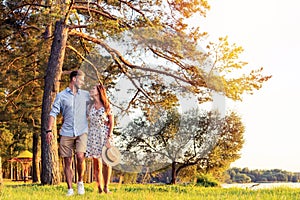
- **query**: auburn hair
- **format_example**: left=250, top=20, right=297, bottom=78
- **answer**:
left=96, top=84, right=111, bottom=114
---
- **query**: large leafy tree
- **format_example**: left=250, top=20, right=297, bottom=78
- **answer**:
left=118, top=109, right=244, bottom=184
left=0, top=0, right=271, bottom=185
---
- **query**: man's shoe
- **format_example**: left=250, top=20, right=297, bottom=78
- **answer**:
left=66, top=189, right=74, bottom=196
left=77, top=182, right=85, bottom=195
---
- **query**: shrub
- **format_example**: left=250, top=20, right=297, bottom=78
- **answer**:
left=196, top=173, right=220, bottom=187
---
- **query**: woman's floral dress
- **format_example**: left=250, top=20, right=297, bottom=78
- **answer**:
left=86, top=105, right=110, bottom=158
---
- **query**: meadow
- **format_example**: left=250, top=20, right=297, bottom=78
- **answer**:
left=1, top=180, right=300, bottom=200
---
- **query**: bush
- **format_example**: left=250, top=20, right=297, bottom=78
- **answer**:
left=123, top=172, right=138, bottom=184
left=196, top=173, right=220, bottom=187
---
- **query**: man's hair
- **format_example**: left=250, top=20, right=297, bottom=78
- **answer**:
left=70, top=70, right=84, bottom=81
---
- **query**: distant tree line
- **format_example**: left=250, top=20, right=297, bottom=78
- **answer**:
left=225, top=167, right=300, bottom=183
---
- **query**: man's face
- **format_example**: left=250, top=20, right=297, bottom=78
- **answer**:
left=75, top=75, right=85, bottom=89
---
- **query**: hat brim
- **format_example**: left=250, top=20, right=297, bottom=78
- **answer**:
left=102, top=145, right=121, bottom=167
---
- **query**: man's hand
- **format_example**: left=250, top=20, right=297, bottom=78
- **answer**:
left=46, top=132, right=53, bottom=144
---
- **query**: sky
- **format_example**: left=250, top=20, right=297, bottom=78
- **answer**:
left=197, top=0, right=300, bottom=172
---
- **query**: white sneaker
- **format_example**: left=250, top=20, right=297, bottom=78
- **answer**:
left=77, top=182, right=85, bottom=195
left=66, top=189, right=74, bottom=196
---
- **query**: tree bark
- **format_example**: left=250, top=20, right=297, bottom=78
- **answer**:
left=32, top=130, right=40, bottom=182
left=0, top=157, right=3, bottom=185
left=171, top=161, right=176, bottom=184
left=41, top=20, right=69, bottom=185
left=32, top=0, right=52, bottom=184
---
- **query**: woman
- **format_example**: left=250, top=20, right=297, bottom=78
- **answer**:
left=86, top=84, right=114, bottom=194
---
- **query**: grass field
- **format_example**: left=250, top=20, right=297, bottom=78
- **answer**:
left=1, top=180, right=300, bottom=200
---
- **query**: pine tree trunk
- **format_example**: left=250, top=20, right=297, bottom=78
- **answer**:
left=0, top=156, right=3, bottom=185
left=119, top=174, right=124, bottom=184
left=41, top=20, right=69, bottom=185
left=171, top=161, right=176, bottom=184
left=32, top=131, right=40, bottom=182
left=37, top=0, right=52, bottom=184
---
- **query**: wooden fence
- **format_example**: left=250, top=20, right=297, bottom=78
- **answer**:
left=6, top=156, right=121, bottom=183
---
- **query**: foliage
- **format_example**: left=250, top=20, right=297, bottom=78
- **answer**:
left=198, top=112, right=245, bottom=181
left=226, top=167, right=300, bottom=183
left=0, top=0, right=49, bottom=173
left=118, top=108, right=244, bottom=184
left=123, top=172, right=138, bottom=184
left=0, top=0, right=271, bottom=117
left=196, top=173, right=220, bottom=187
left=0, top=0, right=271, bottom=184
left=177, top=165, right=198, bottom=183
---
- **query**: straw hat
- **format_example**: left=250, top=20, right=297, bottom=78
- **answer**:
left=102, top=145, right=121, bottom=166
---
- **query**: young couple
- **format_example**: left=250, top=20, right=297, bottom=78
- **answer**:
left=46, top=70, right=114, bottom=196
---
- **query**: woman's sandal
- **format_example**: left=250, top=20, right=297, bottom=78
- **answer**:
left=98, top=186, right=103, bottom=194
left=104, top=186, right=112, bottom=194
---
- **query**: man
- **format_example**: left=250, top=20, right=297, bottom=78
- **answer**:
left=46, top=70, right=90, bottom=196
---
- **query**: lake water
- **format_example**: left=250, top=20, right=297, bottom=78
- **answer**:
left=221, top=182, right=300, bottom=189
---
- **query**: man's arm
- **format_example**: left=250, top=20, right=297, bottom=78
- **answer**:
left=46, top=93, right=61, bottom=144
left=46, top=115, right=55, bottom=144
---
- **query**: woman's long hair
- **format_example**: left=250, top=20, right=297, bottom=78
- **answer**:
left=96, top=84, right=111, bottom=114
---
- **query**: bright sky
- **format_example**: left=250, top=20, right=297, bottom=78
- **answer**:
left=197, top=0, right=300, bottom=172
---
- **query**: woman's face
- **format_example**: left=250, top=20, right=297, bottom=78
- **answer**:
left=89, top=86, right=99, bottom=98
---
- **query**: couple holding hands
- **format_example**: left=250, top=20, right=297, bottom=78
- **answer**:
left=46, top=70, right=120, bottom=196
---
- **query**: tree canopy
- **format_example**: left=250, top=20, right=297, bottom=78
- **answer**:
left=117, top=109, right=244, bottom=184
left=0, top=0, right=271, bottom=184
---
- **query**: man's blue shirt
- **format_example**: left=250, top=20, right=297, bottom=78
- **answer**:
left=50, top=87, right=90, bottom=137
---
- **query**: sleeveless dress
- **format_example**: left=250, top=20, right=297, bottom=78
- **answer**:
left=86, top=105, right=110, bottom=158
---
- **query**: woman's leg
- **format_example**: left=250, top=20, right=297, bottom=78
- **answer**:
left=93, top=158, right=103, bottom=193
left=103, top=162, right=112, bottom=193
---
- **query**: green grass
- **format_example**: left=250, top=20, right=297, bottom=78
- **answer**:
left=1, top=180, right=300, bottom=200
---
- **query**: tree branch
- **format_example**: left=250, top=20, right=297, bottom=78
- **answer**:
left=10, top=3, right=50, bottom=11
left=72, top=5, right=117, bottom=20
left=124, top=90, right=139, bottom=113
left=30, top=115, right=41, bottom=128
left=111, top=53, right=155, bottom=104
left=135, top=137, right=171, bottom=159
left=119, top=0, right=149, bottom=23
left=66, top=45, right=102, bottom=84
left=68, top=30, right=154, bottom=102
left=64, top=0, right=74, bottom=25
left=147, top=46, right=186, bottom=72
left=68, top=25, right=88, bottom=29
left=6, top=77, right=43, bottom=98
left=69, top=30, right=191, bottom=83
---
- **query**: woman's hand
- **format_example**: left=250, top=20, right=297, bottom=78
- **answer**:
left=105, top=139, right=111, bottom=148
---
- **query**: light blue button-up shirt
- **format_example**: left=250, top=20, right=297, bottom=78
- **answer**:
left=50, top=87, right=90, bottom=137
